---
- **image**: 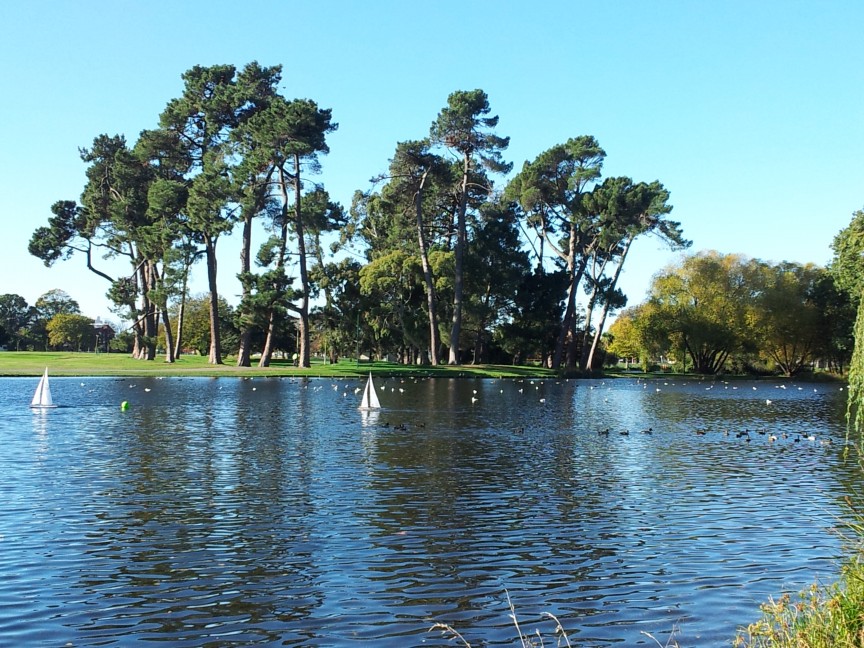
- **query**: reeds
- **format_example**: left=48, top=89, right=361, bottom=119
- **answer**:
left=734, top=496, right=864, bottom=647
left=429, top=590, right=680, bottom=647
left=429, top=591, right=574, bottom=647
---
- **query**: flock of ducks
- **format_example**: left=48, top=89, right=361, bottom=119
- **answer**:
left=115, top=376, right=838, bottom=448
left=596, top=425, right=831, bottom=445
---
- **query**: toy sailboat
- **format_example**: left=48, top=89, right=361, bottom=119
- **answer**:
left=359, top=372, right=380, bottom=409
left=30, top=368, right=58, bottom=409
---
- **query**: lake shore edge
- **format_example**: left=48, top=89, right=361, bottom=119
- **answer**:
left=0, top=352, right=846, bottom=381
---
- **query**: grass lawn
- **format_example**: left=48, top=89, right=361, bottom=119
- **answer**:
left=0, top=351, right=559, bottom=379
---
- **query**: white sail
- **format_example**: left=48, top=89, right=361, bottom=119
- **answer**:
left=31, top=368, right=57, bottom=409
left=359, top=373, right=381, bottom=409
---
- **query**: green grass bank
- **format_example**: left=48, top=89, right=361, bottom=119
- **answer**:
left=0, top=352, right=559, bottom=379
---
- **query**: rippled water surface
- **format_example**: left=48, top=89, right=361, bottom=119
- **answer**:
left=0, top=375, right=856, bottom=646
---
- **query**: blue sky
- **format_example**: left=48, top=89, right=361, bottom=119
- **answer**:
left=1, top=1, right=862, bottom=321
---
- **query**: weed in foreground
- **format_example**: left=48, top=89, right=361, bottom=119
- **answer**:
left=734, top=493, right=864, bottom=648
left=429, top=590, right=680, bottom=647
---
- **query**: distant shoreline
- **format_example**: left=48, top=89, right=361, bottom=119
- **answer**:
left=0, top=352, right=844, bottom=382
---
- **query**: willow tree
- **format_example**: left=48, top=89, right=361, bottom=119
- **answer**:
left=748, top=261, right=825, bottom=377
left=430, top=89, right=511, bottom=364
left=643, top=252, right=753, bottom=374
left=832, top=208, right=864, bottom=442
left=849, top=301, right=864, bottom=445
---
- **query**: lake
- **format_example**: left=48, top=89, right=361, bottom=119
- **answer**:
left=0, top=375, right=855, bottom=646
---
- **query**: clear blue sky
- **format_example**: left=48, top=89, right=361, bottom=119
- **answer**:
left=1, top=1, right=862, bottom=321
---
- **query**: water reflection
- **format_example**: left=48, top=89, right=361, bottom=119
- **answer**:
left=0, top=376, right=855, bottom=646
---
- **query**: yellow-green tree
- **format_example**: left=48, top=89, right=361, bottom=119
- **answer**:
left=606, top=308, right=645, bottom=369
left=644, top=252, right=752, bottom=374
left=47, top=314, right=95, bottom=351
left=834, top=208, right=864, bottom=441
left=747, top=261, right=824, bottom=377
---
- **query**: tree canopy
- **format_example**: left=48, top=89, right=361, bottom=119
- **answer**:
left=27, top=61, right=859, bottom=378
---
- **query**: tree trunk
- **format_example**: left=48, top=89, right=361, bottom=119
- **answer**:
left=585, top=235, right=635, bottom=370
left=448, top=155, right=470, bottom=365
left=415, top=170, right=441, bottom=365
left=204, top=235, right=223, bottom=364
left=150, top=263, right=175, bottom=363
left=553, top=243, right=581, bottom=369
left=173, top=296, right=185, bottom=359
left=236, top=213, right=254, bottom=367
left=133, top=258, right=157, bottom=360
left=258, top=309, right=277, bottom=367
left=579, top=293, right=599, bottom=370
left=260, top=166, right=292, bottom=367
left=161, top=307, right=175, bottom=363
left=292, top=153, right=311, bottom=368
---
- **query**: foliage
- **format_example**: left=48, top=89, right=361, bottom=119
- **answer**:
left=35, top=289, right=80, bottom=318
left=505, top=136, right=684, bottom=370
left=0, top=294, right=36, bottom=351
left=833, top=207, right=864, bottom=445
left=605, top=307, right=647, bottom=368
left=430, top=88, right=511, bottom=364
left=643, top=252, right=751, bottom=373
left=176, top=294, right=239, bottom=357
left=30, top=62, right=863, bottom=376
left=734, top=495, right=864, bottom=647
left=734, top=583, right=864, bottom=648
left=494, top=269, right=565, bottom=365
left=47, top=313, right=95, bottom=351
left=830, top=207, right=864, bottom=306
left=747, top=261, right=824, bottom=377
left=848, top=299, right=864, bottom=445
left=109, top=329, right=135, bottom=353
left=461, top=202, right=532, bottom=364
